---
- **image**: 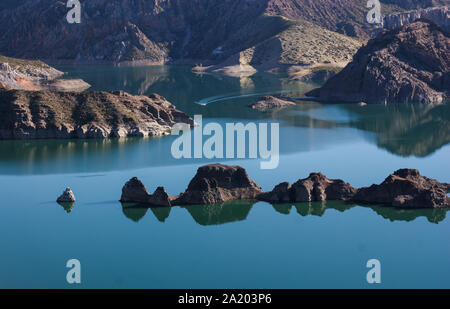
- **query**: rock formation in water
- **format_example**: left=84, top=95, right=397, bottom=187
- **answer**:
left=0, top=56, right=90, bottom=91
left=383, top=6, right=449, bottom=31
left=57, top=187, right=76, bottom=203
left=120, top=164, right=450, bottom=209
left=352, top=169, right=450, bottom=209
left=121, top=177, right=173, bottom=207
left=174, top=164, right=262, bottom=205
left=259, top=173, right=357, bottom=203
left=248, top=96, right=296, bottom=111
left=0, top=89, right=194, bottom=139
left=306, top=21, right=450, bottom=104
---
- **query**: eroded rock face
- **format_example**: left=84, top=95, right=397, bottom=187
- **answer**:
left=120, top=177, right=172, bottom=207
left=57, top=187, right=76, bottom=203
left=174, top=164, right=262, bottom=205
left=353, top=169, right=450, bottom=209
left=0, top=89, right=194, bottom=139
left=307, top=21, right=450, bottom=104
left=259, top=173, right=357, bottom=203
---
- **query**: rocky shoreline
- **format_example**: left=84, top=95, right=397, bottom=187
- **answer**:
left=0, top=89, right=194, bottom=139
left=121, top=164, right=450, bottom=209
left=0, top=56, right=90, bottom=92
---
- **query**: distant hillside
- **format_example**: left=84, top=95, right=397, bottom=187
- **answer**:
left=0, top=0, right=446, bottom=65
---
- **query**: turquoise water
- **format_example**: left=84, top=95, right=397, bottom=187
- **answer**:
left=0, top=66, right=449, bottom=288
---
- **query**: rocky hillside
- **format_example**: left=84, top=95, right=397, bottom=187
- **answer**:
left=0, top=89, right=193, bottom=139
left=0, top=0, right=440, bottom=66
left=307, top=21, right=450, bottom=104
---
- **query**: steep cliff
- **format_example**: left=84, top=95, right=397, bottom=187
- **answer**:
left=307, top=21, right=450, bottom=104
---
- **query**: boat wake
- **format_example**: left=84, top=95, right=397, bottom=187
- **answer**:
left=195, top=90, right=293, bottom=105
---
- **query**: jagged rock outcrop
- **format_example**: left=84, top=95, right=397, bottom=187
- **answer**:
left=259, top=173, right=357, bottom=203
left=353, top=169, right=450, bottom=209
left=384, top=6, right=449, bottom=31
left=307, top=21, right=450, bottom=104
left=120, top=177, right=172, bottom=207
left=0, top=89, right=194, bottom=139
left=120, top=164, right=449, bottom=209
left=174, top=164, right=262, bottom=205
left=57, top=187, right=76, bottom=203
left=248, top=96, right=296, bottom=111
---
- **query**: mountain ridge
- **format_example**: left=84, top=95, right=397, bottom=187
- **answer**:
left=1, top=0, right=444, bottom=65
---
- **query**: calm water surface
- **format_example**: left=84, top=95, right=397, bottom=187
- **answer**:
left=0, top=65, right=449, bottom=288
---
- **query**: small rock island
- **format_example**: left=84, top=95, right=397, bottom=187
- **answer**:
left=248, top=96, right=296, bottom=111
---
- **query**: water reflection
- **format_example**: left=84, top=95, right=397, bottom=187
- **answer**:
left=345, top=103, right=450, bottom=157
left=183, top=201, right=253, bottom=226
left=1, top=65, right=448, bottom=175
left=276, top=102, right=450, bottom=157
left=120, top=201, right=449, bottom=225
left=122, top=203, right=172, bottom=222
left=57, top=202, right=75, bottom=213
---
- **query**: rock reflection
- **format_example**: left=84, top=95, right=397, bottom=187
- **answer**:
left=121, top=200, right=448, bottom=225
left=57, top=202, right=75, bottom=213
left=183, top=201, right=254, bottom=226
left=344, top=102, right=450, bottom=157
left=121, top=204, right=148, bottom=222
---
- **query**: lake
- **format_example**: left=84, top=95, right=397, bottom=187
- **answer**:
left=0, top=65, right=449, bottom=288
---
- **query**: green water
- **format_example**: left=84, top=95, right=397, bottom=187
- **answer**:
left=0, top=65, right=449, bottom=288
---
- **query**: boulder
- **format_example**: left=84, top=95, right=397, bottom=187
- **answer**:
left=352, top=169, right=450, bottom=209
left=57, top=187, right=76, bottom=203
left=174, top=164, right=262, bottom=205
